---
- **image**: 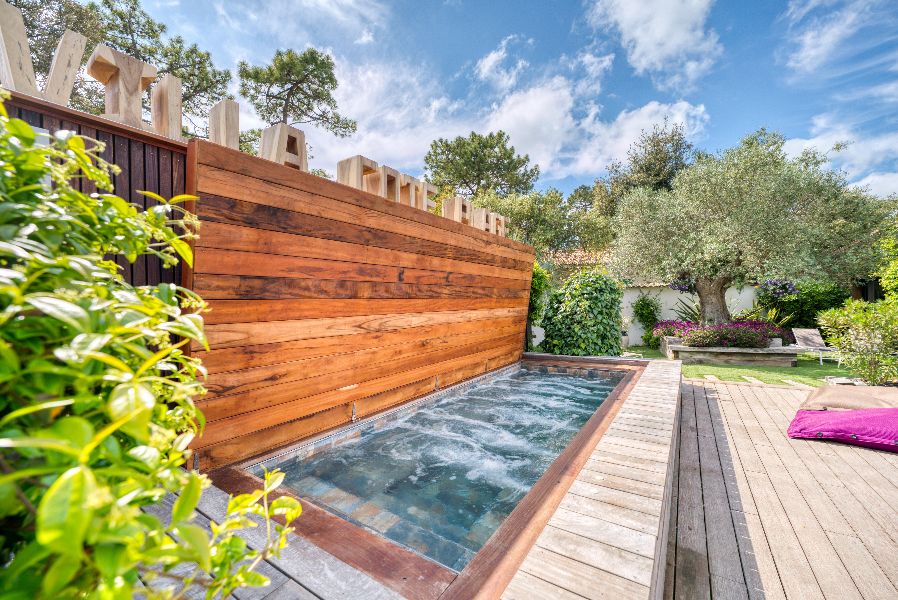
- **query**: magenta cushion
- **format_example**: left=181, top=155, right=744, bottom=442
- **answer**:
left=788, top=408, right=898, bottom=453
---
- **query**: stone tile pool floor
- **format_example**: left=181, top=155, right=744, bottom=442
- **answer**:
left=253, top=367, right=624, bottom=570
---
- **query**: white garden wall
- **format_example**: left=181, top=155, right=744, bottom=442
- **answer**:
left=621, top=285, right=757, bottom=343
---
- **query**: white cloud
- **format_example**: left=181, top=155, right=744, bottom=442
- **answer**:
left=246, top=0, right=390, bottom=48
left=300, top=53, right=707, bottom=185
left=781, top=0, right=893, bottom=76
left=486, top=77, right=576, bottom=172
left=854, top=172, right=898, bottom=196
left=305, top=58, right=473, bottom=174
left=573, top=51, right=615, bottom=97
left=785, top=1, right=870, bottom=72
left=784, top=113, right=898, bottom=196
left=475, top=36, right=530, bottom=91
left=564, top=100, right=709, bottom=178
left=354, top=28, right=375, bottom=44
left=586, top=0, right=721, bottom=92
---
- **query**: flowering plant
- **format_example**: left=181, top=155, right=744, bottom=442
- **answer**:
left=760, top=279, right=798, bottom=298
left=668, top=278, right=695, bottom=293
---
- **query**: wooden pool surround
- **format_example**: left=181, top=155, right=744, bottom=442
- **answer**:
left=210, top=356, right=647, bottom=599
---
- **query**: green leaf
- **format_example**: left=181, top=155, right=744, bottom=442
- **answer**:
left=36, top=466, right=97, bottom=554
left=263, top=470, right=284, bottom=493
left=172, top=473, right=203, bottom=523
left=269, top=496, right=302, bottom=522
left=7, top=118, right=35, bottom=144
left=226, top=491, right=263, bottom=514
left=42, top=554, right=82, bottom=595
left=174, top=524, right=211, bottom=571
left=108, top=383, right=156, bottom=420
left=94, top=543, right=126, bottom=579
left=27, top=295, right=90, bottom=331
left=49, top=417, right=95, bottom=447
left=169, top=238, right=193, bottom=268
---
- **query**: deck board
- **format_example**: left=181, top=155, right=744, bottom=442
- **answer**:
left=502, top=360, right=683, bottom=600
left=667, top=380, right=898, bottom=600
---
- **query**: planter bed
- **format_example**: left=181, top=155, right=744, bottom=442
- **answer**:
left=665, top=343, right=800, bottom=367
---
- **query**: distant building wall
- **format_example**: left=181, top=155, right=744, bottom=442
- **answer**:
left=621, top=285, right=757, bottom=342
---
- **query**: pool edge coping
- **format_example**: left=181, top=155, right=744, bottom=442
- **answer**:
left=499, top=355, right=683, bottom=600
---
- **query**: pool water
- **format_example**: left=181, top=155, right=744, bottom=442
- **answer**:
left=250, top=366, right=623, bottom=571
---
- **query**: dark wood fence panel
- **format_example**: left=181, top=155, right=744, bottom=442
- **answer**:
left=6, top=91, right=187, bottom=287
left=186, top=140, right=535, bottom=470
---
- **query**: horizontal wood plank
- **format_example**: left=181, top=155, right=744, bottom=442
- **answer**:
left=196, top=248, right=530, bottom=290
left=192, top=140, right=533, bottom=255
left=196, top=315, right=525, bottom=373
left=194, top=273, right=530, bottom=301
left=197, top=165, right=533, bottom=263
left=197, top=195, right=531, bottom=271
left=197, top=221, right=530, bottom=282
left=187, top=140, right=534, bottom=468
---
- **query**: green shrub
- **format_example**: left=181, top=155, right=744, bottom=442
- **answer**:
left=632, top=293, right=661, bottom=347
left=818, top=299, right=898, bottom=385
left=0, top=94, right=299, bottom=598
left=757, top=280, right=849, bottom=328
left=542, top=268, right=623, bottom=356
left=529, top=262, right=551, bottom=326
left=681, top=326, right=769, bottom=348
left=527, top=262, right=552, bottom=351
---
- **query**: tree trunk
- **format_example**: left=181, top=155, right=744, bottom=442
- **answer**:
left=695, top=278, right=731, bottom=324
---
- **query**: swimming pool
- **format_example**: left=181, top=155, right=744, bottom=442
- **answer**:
left=248, top=364, right=626, bottom=571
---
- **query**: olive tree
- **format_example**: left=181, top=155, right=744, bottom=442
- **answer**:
left=611, top=130, right=889, bottom=324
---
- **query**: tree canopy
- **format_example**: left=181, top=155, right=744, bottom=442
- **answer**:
left=424, top=131, right=539, bottom=199
left=589, top=120, right=695, bottom=218
left=611, top=129, right=890, bottom=323
left=15, top=0, right=232, bottom=133
left=475, top=188, right=611, bottom=262
left=238, top=48, right=357, bottom=137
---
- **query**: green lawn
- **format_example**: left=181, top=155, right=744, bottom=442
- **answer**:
left=625, top=346, right=849, bottom=387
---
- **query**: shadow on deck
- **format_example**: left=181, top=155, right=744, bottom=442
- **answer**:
left=665, top=380, right=898, bottom=599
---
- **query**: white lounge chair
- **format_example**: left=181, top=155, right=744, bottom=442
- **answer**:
left=791, top=328, right=837, bottom=365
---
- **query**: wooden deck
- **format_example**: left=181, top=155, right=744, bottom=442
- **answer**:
left=667, top=380, right=898, bottom=599
left=503, top=359, right=683, bottom=600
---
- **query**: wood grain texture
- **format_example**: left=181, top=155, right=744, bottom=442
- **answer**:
left=186, top=140, right=534, bottom=468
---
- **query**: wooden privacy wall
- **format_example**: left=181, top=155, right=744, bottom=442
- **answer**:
left=185, top=140, right=535, bottom=470
left=6, top=91, right=187, bottom=287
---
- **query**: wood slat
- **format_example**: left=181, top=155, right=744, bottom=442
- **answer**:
left=197, top=221, right=530, bottom=282
left=197, top=194, right=530, bottom=271
left=200, top=307, right=525, bottom=350
left=197, top=165, right=533, bottom=264
left=197, top=314, right=525, bottom=373
left=192, top=140, right=532, bottom=255
left=193, top=273, right=529, bottom=301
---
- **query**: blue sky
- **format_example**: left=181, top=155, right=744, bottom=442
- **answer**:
left=146, top=0, right=898, bottom=196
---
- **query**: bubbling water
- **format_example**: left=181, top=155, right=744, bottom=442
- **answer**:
left=273, top=368, right=621, bottom=571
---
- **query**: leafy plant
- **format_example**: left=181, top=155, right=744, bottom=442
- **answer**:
left=0, top=93, right=300, bottom=598
left=673, top=297, right=702, bottom=323
left=632, top=294, right=662, bottom=347
left=542, top=268, right=623, bottom=356
left=527, top=262, right=551, bottom=351
left=756, top=279, right=848, bottom=328
left=818, top=299, right=898, bottom=385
